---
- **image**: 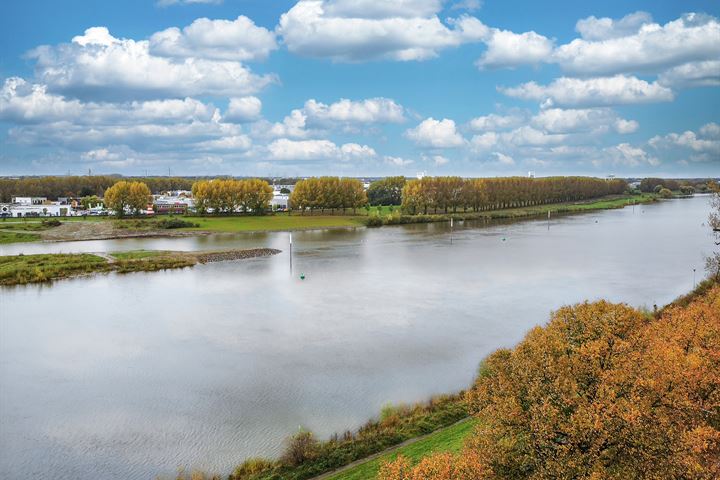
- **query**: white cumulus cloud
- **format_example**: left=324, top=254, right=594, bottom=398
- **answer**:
left=277, top=0, right=488, bottom=62
left=28, top=26, right=276, bottom=100
left=149, top=16, right=277, bottom=62
left=224, top=97, right=262, bottom=123
left=477, top=29, right=554, bottom=69
left=406, top=117, right=465, bottom=148
left=267, top=138, right=376, bottom=161
left=500, top=75, right=674, bottom=107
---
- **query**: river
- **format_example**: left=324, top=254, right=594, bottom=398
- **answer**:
left=0, top=196, right=713, bottom=479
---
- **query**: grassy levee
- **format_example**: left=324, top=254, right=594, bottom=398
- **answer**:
left=208, top=394, right=468, bottom=480
left=322, top=418, right=477, bottom=480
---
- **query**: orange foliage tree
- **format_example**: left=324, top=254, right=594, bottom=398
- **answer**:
left=380, top=286, right=720, bottom=480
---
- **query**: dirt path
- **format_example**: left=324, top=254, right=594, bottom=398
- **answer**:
left=308, top=417, right=472, bottom=480
left=93, top=252, right=117, bottom=264
left=39, top=221, right=207, bottom=242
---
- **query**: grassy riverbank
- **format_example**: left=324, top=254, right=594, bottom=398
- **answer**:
left=185, top=394, right=469, bottom=480
left=322, top=418, right=477, bottom=480
left=0, top=193, right=658, bottom=243
left=0, top=248, right=280, bottom=286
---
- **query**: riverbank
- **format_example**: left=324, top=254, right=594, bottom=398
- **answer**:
left=0, top=193, right=658, bottom=244
left=177, top=394, right=469, bottom=480
left=363, top=193, right=658, bottom=226
left=227, top=278, right=717, bottom=480
left=0, top=248, right=281, bottom=286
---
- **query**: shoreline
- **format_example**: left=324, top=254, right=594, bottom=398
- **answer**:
left=0, top=248, right=281, bottom=286
left=0, top=193, right=659, bottom=245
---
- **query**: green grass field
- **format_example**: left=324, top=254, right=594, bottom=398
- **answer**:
left=0, top=231, right=41, bottom=244
left=325, top=419, right=477, bottom=480
left=180, top=214, right=365, bottom=232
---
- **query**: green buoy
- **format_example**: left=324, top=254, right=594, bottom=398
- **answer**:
left=300, top=273, right=306, bottom=280
left=502, top=237, right=506, bottom=241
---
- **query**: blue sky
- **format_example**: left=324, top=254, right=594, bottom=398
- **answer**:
left=1, top=0, right=718, bottom=177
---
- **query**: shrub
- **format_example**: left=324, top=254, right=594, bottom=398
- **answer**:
left=41, top=218, right=62, bottom=227
left=654, top=184, right=664, bottom=193
left=659, top=187, right=673, bottom=198
left=156, top=218, right=200, bottom=229
left=231, top=458, right=275, bottom=479
left=281, top=431, right=319, bottom=467
left=365, top=216, right=384, bottom=227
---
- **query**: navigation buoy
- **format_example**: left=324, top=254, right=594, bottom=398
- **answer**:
left=300, top=273, right=306, bottom=280
left=502, top=237, right=506, bottom=242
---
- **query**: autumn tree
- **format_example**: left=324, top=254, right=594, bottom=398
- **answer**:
left=400, top=176, right=627, bottom=214
left=289, top=177, right=366, bottom=214
left=191, top=179, right=273, bottom=214
left=104, top=181, right=151, bottom=217
left=381, top=285, right=720, bottom=480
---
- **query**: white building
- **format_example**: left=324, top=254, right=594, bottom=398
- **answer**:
left=11, top=196, right=47, bottom=205
left=271, top=193, right=289, bottom=211
left=2, top=204, right=73, bottom=217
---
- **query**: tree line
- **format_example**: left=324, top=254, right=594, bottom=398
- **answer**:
left=192, top=179, right=273, bottom=214
left=0, top=175, right=196, bottom=202
left=401, top=176, right=628, bottom=214
left=289, top=177, right=367, bottom=213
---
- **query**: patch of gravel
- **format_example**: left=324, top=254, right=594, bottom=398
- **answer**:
left=194, top=248, right=281, bottom=263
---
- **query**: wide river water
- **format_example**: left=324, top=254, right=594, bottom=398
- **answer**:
left=0, top=196, right=714, bottom=480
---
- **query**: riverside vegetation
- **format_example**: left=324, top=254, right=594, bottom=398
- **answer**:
left=0, top=248, right=280, bottom=286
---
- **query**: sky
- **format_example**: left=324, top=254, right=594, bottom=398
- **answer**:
left=0, top=0, right=719, bottom=178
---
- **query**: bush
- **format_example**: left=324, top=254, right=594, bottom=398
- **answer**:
left=156, top=218, right=200, bottom=229
left=365, top=216, right=384, bottom=227
left=219, top=393, right=467, bottom=480
left=281, top=431, right=319, bottom=467
left=679, top=185, right=695, bottom=195
left=659, top=187, right=673, bottom=198
left=41, top=219, right=62, bottom=227
left=654, top=184, right=664, bottom=193
left=231, top=458, right=275, bottom=479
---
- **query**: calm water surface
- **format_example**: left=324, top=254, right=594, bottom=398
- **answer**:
left=0, top=196, right=713, bottom=479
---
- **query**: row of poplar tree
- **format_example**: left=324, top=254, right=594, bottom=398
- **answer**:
left=401, top=176, right=628, bottom=214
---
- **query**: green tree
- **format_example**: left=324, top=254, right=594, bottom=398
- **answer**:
left=367, top=177, right=406, bottom=206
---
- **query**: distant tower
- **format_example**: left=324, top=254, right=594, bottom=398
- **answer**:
left=416, top=171, right=427, bottom=180
left=528, top=171, right=535, bottom=178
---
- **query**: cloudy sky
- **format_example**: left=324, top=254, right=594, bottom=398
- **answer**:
left=1, top=0, right=718, bottom=177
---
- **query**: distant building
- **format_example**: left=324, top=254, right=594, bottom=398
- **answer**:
left=4, top=204, right=72, bottom=217
left=271, top=193, right=289, bottom=211
left=528, top=171, right=536, bottom=178
left=12, top=196, right=47, bottom=205
left=152, top=194, right=193, bottom=214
